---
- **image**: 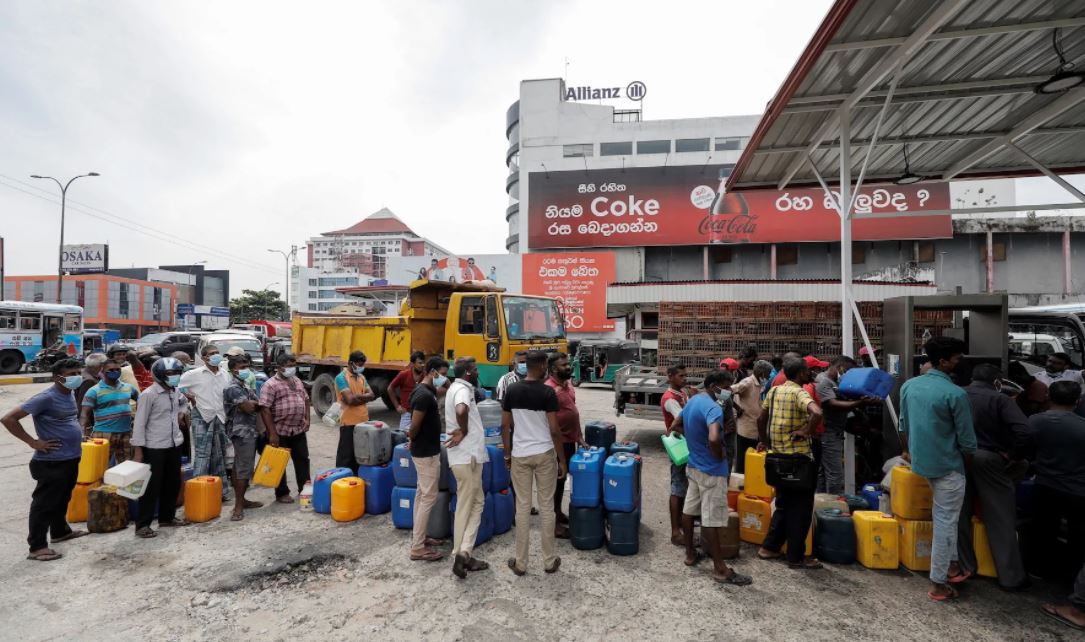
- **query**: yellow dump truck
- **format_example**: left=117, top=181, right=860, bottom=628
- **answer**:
left=292, top=279, right=569, bottom=415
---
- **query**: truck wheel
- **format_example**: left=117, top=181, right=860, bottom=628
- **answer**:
left=311, top=373, right=338, bottom=417
left=0, top=350, right=24, bottom=375
left=366, top=376, right=395, bottom=412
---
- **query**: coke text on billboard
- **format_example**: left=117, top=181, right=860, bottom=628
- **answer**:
left=521, top=252, right=615, bottom=334
left=526, top=166, right=950, bottom=248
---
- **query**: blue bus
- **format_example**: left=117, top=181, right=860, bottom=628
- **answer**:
left=0, top=301, right=84, bottom=374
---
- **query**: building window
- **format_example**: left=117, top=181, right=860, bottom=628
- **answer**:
left=308, top=279, right=317, bottom=286
left=636, top=140, right=670, bottom=154
left=852, top=244, right=867, bottom=264
left=308, top=291, right=317, bottom=299
left=458, top=296, right=485, bottom=334
left=308, top=304, right=317, bottom=311
left=980, top=241, right=1007, bottom=262
left=776, top=245, right=799, bottom=266
left=676, top=138, right=710, bottom=153
left=917, top=241, right=936, bottom=263
left=600, top=142, right=633, bottom=156
left=710, top=246, right=732, bottom=263
left=563, top=143, right=594, bottom=158
left=715, top=137, right=749, bottom=151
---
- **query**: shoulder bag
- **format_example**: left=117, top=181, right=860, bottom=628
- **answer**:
left=763, top=387, right=817, bottom=492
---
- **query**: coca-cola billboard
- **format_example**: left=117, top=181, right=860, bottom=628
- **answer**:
left=526, top=165, right=951, bottom=248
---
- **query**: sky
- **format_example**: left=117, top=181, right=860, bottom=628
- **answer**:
left=0, top=0, right=841, bottom=295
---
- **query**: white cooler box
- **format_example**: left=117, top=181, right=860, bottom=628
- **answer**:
left=104, top=461, right=152, bottom=500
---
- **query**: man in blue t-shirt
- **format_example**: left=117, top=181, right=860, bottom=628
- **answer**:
left=1, top=359, right=89, bottom=561
left=670, top=370, right=752, bottom=587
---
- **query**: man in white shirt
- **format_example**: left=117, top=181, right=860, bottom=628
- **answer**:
left=1034, top=352, right=1085, bottom=388
left=445, top=357, right=490, bottom=579
left=502, top=351, right=566, bottom=576
left=495, top=351, right=528, bottom=403
left=179, top=344, right=232, bottom=500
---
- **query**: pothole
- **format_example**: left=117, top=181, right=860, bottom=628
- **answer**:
left=210, top=553, right=354, bottom=595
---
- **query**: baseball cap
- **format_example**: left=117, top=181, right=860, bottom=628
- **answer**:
left=804, top=355, right=830, bottom=369
left=719, top=358, right=740, bottom=371
left=859, top=346, right=881, bottom=357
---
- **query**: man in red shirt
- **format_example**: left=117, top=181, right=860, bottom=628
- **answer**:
left=545, top=352, right=587, bottom=537
left=662, top=364, right=691, bottom=546
left=389, top=351, right=426, bottom=430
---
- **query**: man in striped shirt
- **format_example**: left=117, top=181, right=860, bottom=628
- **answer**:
left=79, top=359, right=140, bottom=464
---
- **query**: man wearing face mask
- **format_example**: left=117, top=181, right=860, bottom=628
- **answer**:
left=180, top=345, right=232, bottom=500
left=390, top=351, right=426, bottom=431
left=669, top=370, right=753, bottom=586
left=131, top=357, right=190, bottom=537
left=496, top=351, right=528, bottom=403
left=2, top=359, right=89, bottom=561
left=335, top=351, right=375, bottom=471
left=75, top=352, right=107, bottom=406
left=223, top=355, right=263, bottom=521
left=259, top=354, right=312, bottom=503
left=79, top=359, right=140, bottom=465
left=446, top=357, right=490, bottom=578
left=545, top=352, right=588, bottom=535
left=409, top=356, right=451, bottom=561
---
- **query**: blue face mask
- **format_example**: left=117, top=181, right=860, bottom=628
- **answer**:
left=104, top=370, right=122, bottom=382
left=433, top=374, right=449, bottom=389
left=237, top=369, right=251, bottom=380
left=166, top=374, right=182, bottom=387
left=354, top=366, right=365, bottom=375
left=61, top=374, right=83, bottom=390
left=207, top=354, right=223, bottom=367
left=516, top=363, right=527, bottom=376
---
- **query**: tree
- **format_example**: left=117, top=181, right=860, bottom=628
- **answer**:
left=229, top=289, right=288, bottom=323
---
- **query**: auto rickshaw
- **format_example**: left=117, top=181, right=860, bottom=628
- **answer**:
left=571, top=339, right=640, bottom=387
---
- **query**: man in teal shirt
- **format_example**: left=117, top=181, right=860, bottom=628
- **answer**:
left=900, top=336, right=976, bottom=602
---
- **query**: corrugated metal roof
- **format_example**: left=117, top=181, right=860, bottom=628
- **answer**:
left=728, top=0, right=1085, bottom=190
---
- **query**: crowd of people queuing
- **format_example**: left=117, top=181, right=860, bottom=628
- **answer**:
left=661, top=341, right=1084, bottom=624
left=2, top=338, right=1084, bottom=627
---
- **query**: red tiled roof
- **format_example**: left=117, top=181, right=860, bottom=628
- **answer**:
left=324, top=207, right=414, bottom=236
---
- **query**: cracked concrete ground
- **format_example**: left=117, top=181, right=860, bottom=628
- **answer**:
left=0, top=383, right=1078, bottom=641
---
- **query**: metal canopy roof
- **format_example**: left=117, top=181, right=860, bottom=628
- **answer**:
left=727, top=0, right=1085, bottom=191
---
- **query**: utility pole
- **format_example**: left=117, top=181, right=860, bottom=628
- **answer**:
left=267, top=246, right=297, bottom=320
left=30, top=172, right=100, bottom=303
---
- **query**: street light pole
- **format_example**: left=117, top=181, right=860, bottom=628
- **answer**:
left=267, top=246, right=296, bottom=320
left=262, top=282, right=279, bottom=321
left=31, top=172, right=100, bottom=303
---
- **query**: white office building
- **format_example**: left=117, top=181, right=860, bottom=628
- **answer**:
left=306, top=207, right=451, bottom=278
left=291, top=266, right=379, bottom=313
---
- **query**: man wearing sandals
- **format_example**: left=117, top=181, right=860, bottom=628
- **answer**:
left=1041, top=563, right=1085, bottom=631
left=2, top=359, right=89, bottom=561
left=900, top=337, right=976, bottom=601
left=445, top=357, right=490, bottom=578
left=223, top=355, right=263, bottom=521
left=131, top=357, right=190, bottom=538
left=408, top=356, right=450, bottom=562
left=667, top=370, right=752, bottom=586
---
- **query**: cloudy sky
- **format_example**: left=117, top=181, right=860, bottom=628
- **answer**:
left=0, top=0, right=845, bottom=294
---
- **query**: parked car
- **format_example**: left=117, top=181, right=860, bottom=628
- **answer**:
left=131, top=331, right=207, bottom=358
left=195, top=332, right=265, bottom=371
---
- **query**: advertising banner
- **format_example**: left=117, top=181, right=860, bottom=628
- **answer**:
left=522, top=252, right=615, bottom=333
left=527, top=166, right=951, bottom=248
left=385, top=254, right=522, bottom=288
left=62, top=243, right=109, bottom=274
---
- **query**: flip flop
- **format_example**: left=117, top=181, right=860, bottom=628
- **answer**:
left=158, top=519, right=191, bottom=528
left=242, top=499, right=264, bottom=509
left=135, top=527, right=157, bottom=539
left=757, top=551, right=783, bottom=561
left=789, top=559, right=824, bottom=570
left=466, top=558, right=490, bottom=572
left=715, top=570, right=753, bottom=586
left=544, top=557, right=562, bottom=574
left=507, top=558, right=526, bottom=576
left=947, top=570, right=972, bottom=584
left=424, top=537, right=446, bottom=547
left=1040, top=604, right=1085, bottom=631
left=26, top=550, right=62, bottom=562
left=51, top=529, right=88, bottom=543
left=927, top=585, right=960, bottom=602
left=685, top=550, right=707, bottom=567
left=276, top=496, right=295, bottom=504
left=230, top=512, right=244, bottom=522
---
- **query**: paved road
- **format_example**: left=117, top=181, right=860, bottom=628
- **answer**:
left=0, top=382, right=1076, bottom=641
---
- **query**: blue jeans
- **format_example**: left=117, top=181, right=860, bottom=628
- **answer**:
left=928, top=470, right=966, bottom=584
left=192, top=413, right=228, bottom=484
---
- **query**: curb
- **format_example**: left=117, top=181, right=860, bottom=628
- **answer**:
left=0, top=375, right=52, bottom=386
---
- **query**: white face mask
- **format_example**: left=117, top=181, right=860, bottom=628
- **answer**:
left=282, top=367, right=297, bottom=378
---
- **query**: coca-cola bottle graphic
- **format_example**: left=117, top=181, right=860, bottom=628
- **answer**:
left=707, top=175, right=748, bottom=244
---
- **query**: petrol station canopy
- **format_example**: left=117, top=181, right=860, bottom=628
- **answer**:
left=727, top=0, right=1085, bottom=197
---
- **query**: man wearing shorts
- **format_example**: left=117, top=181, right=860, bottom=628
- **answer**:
left=661, top=364, right=690, bottom=546
left=670, top=370, right=752, bottom=586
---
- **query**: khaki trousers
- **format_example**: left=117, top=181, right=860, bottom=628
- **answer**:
left=511, top=449, right=558, bottom=571
left=451, top=460, right=485, bottom=556
left=410, top=455, right=441, bottom=553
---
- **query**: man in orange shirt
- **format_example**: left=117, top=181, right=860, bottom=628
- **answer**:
left=661, top=364, right=691, bottom=546
left=334, top=351, right=375, bottom=471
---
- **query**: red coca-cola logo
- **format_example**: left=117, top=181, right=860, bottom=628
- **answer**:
left=698, top=213, right=759, bottom=236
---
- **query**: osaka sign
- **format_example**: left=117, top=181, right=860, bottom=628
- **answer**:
left=62, top=243, right=109, bottom=274
left=526, top=165, right=951, bottom=249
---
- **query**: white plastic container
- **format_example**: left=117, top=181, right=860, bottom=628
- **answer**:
left=103, top=461, right=152, bottom=500
left=299, top=481, right=314, bottom=511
